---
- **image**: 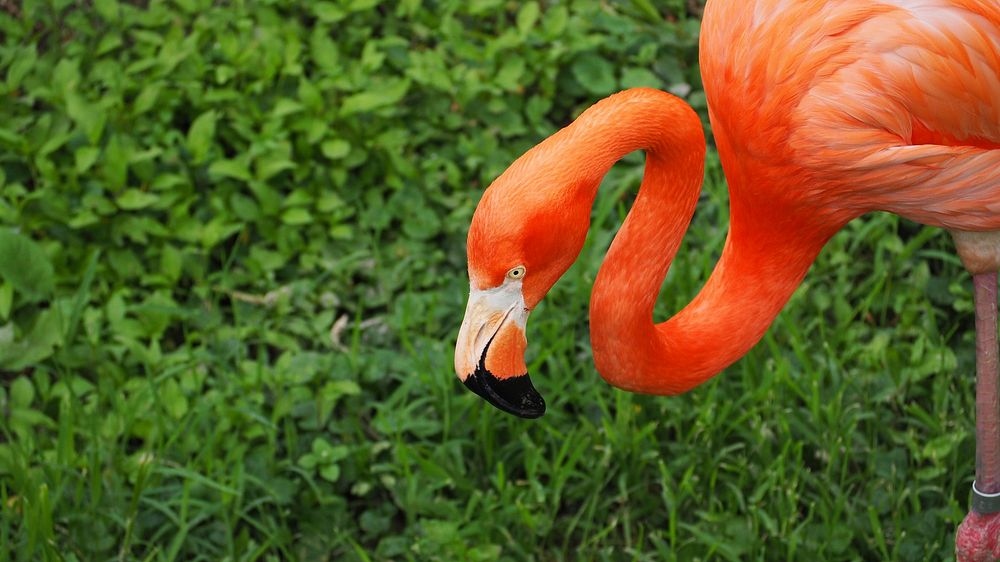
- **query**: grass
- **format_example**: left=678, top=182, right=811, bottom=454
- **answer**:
left=0, top=1, right=982, bottom=560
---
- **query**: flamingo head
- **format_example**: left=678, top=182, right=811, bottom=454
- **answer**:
left=454, top=148, right=596, bottom=418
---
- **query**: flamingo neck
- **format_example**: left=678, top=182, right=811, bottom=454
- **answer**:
left=578, top=97, right=837, bottom=395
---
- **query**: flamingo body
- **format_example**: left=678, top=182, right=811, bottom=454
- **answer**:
left=702, top=1, right=1000, bottom=233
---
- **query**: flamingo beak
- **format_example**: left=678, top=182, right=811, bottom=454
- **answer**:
left=454, top=284, right=545, bottom=418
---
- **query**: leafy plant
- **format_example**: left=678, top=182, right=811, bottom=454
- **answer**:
left=299, top=437, right=351, bottom=483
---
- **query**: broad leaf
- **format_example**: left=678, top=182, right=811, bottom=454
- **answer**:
left=0, top=230, right=54, bottom=302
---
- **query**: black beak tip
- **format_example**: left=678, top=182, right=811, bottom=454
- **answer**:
left=463, top=369, right=546, bottom=419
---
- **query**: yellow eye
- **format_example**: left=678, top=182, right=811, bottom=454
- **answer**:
left=506, top=266, right=526, bottom=280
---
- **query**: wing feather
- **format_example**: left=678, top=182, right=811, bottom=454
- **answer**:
left=785, top=1, right=1000, bottom=229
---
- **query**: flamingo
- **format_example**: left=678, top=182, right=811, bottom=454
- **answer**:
left=453, top=0, right=1000, bottom=557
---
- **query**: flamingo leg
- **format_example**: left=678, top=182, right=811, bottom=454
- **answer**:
left=974, top=272, right=1000, bottom=499
left=957, top=271, right=1000, bottom=561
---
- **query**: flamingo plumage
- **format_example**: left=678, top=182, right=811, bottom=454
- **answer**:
left=454, top=0, right=1000, bottom=557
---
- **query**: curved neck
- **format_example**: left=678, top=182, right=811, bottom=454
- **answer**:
left=592, top=194, right=834, bottom=395
left=573, top=93, right=836, bottom=395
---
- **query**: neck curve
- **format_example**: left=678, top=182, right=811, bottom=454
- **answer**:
left=564, top=89, right=835, bottom=395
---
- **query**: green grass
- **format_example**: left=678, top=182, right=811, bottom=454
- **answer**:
left=0, top=0, right=981, bottom=560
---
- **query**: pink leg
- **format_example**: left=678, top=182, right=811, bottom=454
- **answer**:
left=975, top=273, right=1000, bottom=494
left=957, top=272, right=1000, bottom=562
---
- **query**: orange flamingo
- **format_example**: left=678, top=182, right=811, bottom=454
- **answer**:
left=454, top=1, right=1000, bottom=557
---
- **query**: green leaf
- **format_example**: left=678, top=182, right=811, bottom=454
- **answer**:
left=360, top=510, right=390, bottom=534
left=96, top=34, right=123, bottom=56
left=186, top=111, right=217, bottom=163
left=132, top=82, right=162, bottom=115
left=329, top=225, right=353, bottom=239
left=10, top=377, right=34, bottom=408
left=630, top=0, right=662, bottom=23
left=347, top=0, right=378, bottom=11
left=311, top=438, right=333, bottom=455
left=321, top=139, right=351, bottom=160
left=197, top=219, right=243, bottom=249
left=101, top=134, right=129, bottom=190
left=0, top=128, right=24, bottom=150
left=313, top=2, right=346, bottom=22
left=516, top=2, right=540, bottom=33
left=6, top=47, right=37, bottom=90
left=284, top=189, right=313, bottom=207
left=620, top=67, right=662, bottom=89
left=542, top=6, right=568, bottom=36
left=316, top=193, right=345, bottom=212
left=255, top=155, right=296, bottom=181
left=329, top=446, right=349, bottom=462
left=320, top=380, right=361, bottom=405
left=0, top=308, right=63, bottom=371
left=915, top=466, right=947, bottom=481
left=249, top=247, right=286, bottom=271
left=495, top=58, right=526, bottom=91
left=921, top=434, right=963, bottom=461
left=208, top=159, right=252, bottom=182
left=229, top=193, right=260, bottom=221
left=0, top=230, right=55, bottom=302
left=298, top=79, right=324, bottom=110
left=52, top=59, right=81, bottom=97
left=68, top=211, right=99, bottom=230
left=298, top=453, right=317, bottom=469
left=319, top=464, right=341, bottom=482
left=272, top=99, right=303, bottom=118
left=116, top=189, right=159, bottom=210
left=281, top=208, right=313, bottom=225
left=310, top=29, right=341, bottom=71
left=9, top=408, right=56, bottom=434
left=65, top=92, right=107, bottom=145
left=162, top=379, right=188, bottom=419
left=401, top=205, right=442, bottom=240
left=0, top=283, right=12, bottom=320
left=75, top=146, right=101, bottom=174
left=160, top=245, right=183, bottom=282
left=571, top=53, right=617, bottom=95
left=0, top=444, right=12, bottom=473
left=340, top=80, right=410, bottom=116
left=94, top=0, right=119, bottom=22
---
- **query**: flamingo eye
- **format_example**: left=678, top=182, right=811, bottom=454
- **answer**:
left=506, top=266, right=526, bottom=280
